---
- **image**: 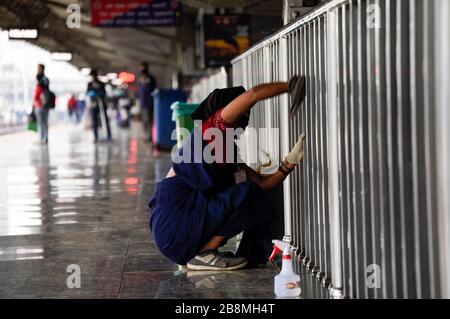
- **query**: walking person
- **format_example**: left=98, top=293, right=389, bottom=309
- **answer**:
left=33, top=64, right=51, bottom=145
left=139, top=62, right=157, bottom=143
left=87, top=69, right=112, bottom=143
left=67, top=94, right=79, bottom=124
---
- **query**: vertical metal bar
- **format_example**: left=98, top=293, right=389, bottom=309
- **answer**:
left=308, top=22, right=316, bottom=271
left=292, top=32, right=297, bottom=255
left=385, top=0, right=400, bottom=299
left=317, top=18, right=324, bottom=278
left=409, top=0, right=426, bottom=299
left=396, top=0, right=408, bottom=298
left=341, top=3, right=357, bottom=298
left=397, top=0, right=416, bottom=299
left=349, top=0, right=362, bottom=299
left=303, top=24, right=311, bottom=265
left=280, top=35, right=292, bottom=242
left=435, top=0, right=450, bottom=300
left=312, top=19, right=320, bottom=275
left=374, top=0, right=391, bottom=299
left=317, top=18, right=324, bottom=276
left=321, top=15, right=332, bottom=286
left=295, top=30, right=303, bottom=256
left=327, top=9, right=343, bottom=298
left=423, top=0, right=440, bottom=299
left=293, top=32, right=301, bottom=253
left=366, top=0, right=380, bottom=299
left=299, top=26, right=307, bottom=259
left=336, top=5, right=350, bottom=297
left=357, top=0, right=371, bottom=299
left=409, top=1, right=422, bottom=299
left=288, top=33, right=298, bottom=251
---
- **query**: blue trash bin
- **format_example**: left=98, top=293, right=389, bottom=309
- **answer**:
left=152, top=89, right=187, bottom=150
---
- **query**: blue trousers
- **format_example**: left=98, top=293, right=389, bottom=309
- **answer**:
left=201, top=181, right=277, bottom=266
left=36, top=108, right=49, bottom=143
left=90, top=106, right=111, bottom=141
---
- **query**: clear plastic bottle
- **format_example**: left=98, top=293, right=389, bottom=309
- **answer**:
left=274, top=247, right=301, bottom=297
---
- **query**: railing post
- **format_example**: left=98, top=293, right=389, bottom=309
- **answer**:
left=435, top=0, right=450, bottom=299
left=326, top=9, right=344, bottom=299
left=280, top=35, right=293, bottom=242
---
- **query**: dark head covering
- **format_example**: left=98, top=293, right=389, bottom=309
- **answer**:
left=191, top=86, right=249, bottom=129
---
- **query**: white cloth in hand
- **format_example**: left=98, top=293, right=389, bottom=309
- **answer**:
left=285, top=133, right=306, bottom=164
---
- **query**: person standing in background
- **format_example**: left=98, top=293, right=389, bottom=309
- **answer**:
left=77, top=94, right=86, bottom=116
left=33, top=64, right=50, bottom=145
left=139, top=62, right=157, bottom=143
left=87, top=69, right=112, bottom=143
left=67, top=94, right=79, bottom=124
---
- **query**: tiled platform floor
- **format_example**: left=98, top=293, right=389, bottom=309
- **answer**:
left=0, top=124, right=328, bottom=299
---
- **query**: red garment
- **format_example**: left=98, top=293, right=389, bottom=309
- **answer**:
left=67, top=97, right=77, bottom=110
left=33, top=84, right=44, bottom=109
left=201, top=108, right=237, bottom=165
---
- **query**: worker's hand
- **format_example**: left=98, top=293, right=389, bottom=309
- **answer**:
left=288, top=76, right=300, bottom=93
left=285, top=133, right=306, bottom=164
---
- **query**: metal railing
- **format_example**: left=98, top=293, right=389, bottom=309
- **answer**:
left=232, top=0, right=450, bottom=299
left=189, top=67, right=229, bottom=103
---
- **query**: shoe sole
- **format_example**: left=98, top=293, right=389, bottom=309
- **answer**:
left=186, top=260, right=248, bottom=271
left=289, top=77, right=306, bottom=118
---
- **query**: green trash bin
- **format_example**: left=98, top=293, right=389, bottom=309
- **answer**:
left=171, top=102, right=199, bottom=148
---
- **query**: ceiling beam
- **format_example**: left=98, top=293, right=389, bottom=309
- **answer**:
left=125, top=51, right=176, bottom=68
left=134, top=27, right=191, bottom=46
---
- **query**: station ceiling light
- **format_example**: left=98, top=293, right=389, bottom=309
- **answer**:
left=7, top=28, right=39, bottom=40
left=80, top=68, right=92, bottom=76
left=51, top=52, right=73, bottom=62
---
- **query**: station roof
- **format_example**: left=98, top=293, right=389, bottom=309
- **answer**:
left=0, top=0, right=282, bottom=82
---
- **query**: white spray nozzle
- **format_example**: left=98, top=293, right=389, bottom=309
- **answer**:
left=269, top=240, right=291, bottom=261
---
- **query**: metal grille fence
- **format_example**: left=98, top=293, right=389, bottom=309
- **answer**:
left=232, top=0, right=450, bottom=299
left=189, top=67, right=229, bottom=103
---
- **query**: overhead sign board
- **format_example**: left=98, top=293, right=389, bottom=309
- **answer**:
left=203, top=14, right=251, bottom=68
left=91, top=0, right=182, bottom=27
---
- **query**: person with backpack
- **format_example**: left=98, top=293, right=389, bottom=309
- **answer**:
left=87, top=69, right=112, bottom=143
left=33, top=64, right=55, bottom=145
left=139, top=62, right=157, bottom=143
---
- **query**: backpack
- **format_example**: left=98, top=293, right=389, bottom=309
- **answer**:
left=41, top=87, right=56, bottom=109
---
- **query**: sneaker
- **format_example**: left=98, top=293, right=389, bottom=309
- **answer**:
left=217, top=251, right=235, bottom=258
left=288, top=75, right=307, bottom=118
left=187, top=250, right=248, bottom=271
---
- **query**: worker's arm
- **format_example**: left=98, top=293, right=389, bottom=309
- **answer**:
left=242, top=161, right=296, bottom=192
left=242, top=133, right=306, bottom=192
left=221, top=83, right=289, bottom=125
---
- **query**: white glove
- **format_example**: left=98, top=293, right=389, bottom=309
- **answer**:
left=285, top=133, right=306, bottom=164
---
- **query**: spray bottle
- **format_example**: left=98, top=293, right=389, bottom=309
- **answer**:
left=271, top=242, right=301, bottom=298
left=269, top=240, right=291, bottom=262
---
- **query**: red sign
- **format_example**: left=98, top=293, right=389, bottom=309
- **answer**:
left=91, top=0, right=182, bottom=27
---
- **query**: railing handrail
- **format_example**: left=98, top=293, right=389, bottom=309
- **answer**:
left=231, top=0, right=349, bottom=64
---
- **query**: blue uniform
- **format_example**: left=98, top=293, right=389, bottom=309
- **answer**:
left=149, top=128, right=277, bottom=266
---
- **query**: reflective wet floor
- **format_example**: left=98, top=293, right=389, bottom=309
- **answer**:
left=0, top=124, right=328, bottom=299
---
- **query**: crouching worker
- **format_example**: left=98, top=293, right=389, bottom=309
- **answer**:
left=149, top=77, right=306, bottom=271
